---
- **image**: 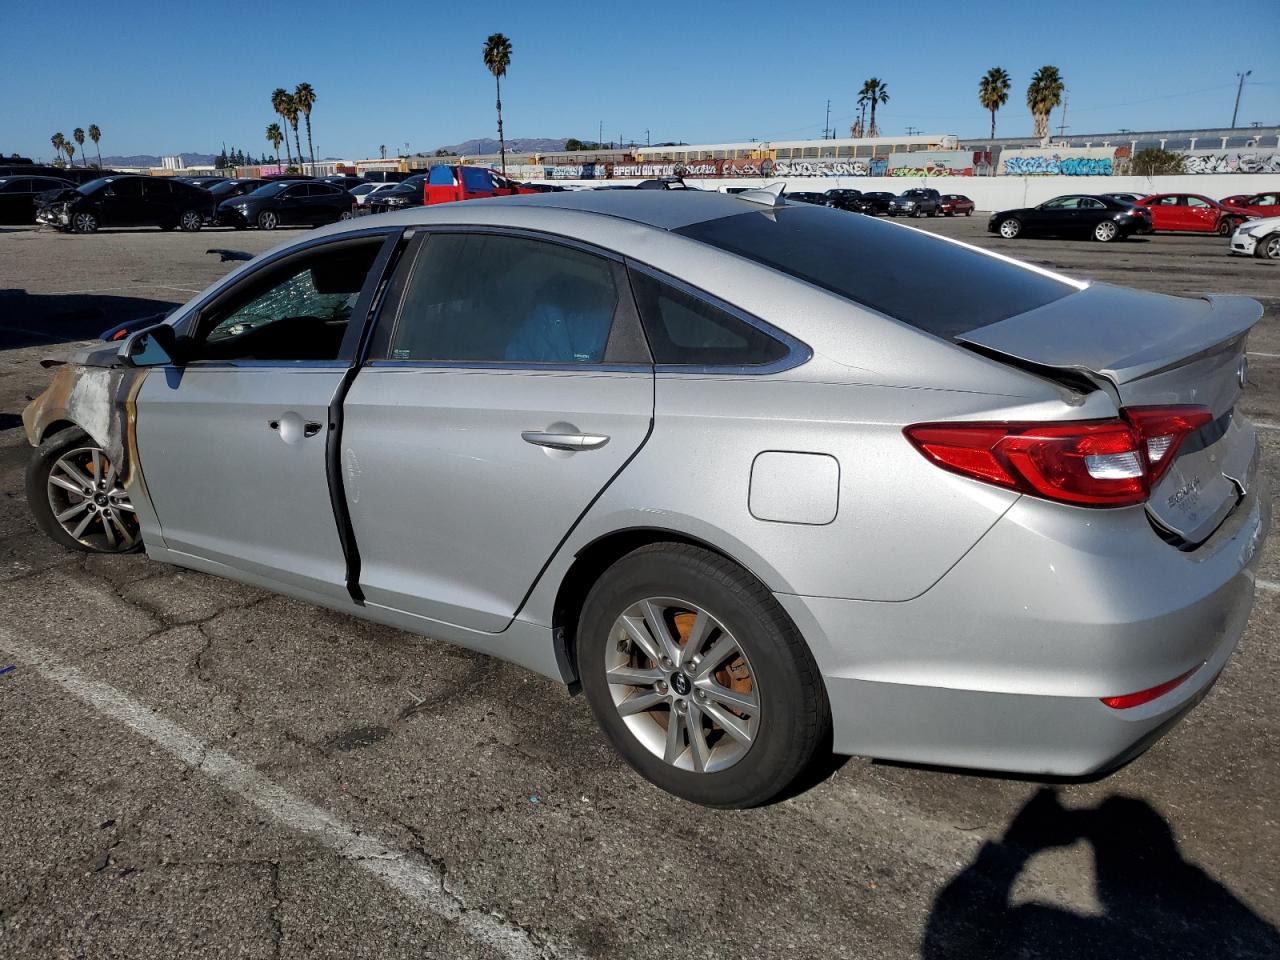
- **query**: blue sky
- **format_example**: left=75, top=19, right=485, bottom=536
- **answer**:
left=3, top=0, right=1277, bottom=161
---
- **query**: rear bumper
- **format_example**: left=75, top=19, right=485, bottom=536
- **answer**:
left=779, top=473, right=1269, bottom=776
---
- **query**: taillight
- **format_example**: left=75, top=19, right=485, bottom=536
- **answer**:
left=1100, top=665, right=1200, bottom=709
left=903, top=405, right=1212, bottom=508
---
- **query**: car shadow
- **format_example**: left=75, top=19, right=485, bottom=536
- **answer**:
left=921, top=787, right=1280, bottom=959
left=0, top=288, right=179, bottom=350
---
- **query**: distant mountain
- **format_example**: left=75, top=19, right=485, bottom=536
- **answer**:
left=100, top=152, right=216, bottom=167
left=433, top=137, right=570, bottom=156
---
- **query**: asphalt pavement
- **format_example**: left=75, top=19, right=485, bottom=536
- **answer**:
left=1, top=216, right=1278, bottom=959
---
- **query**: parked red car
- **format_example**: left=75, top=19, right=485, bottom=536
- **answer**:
left=1135, top=193, right=1254, bottom=236
left=1219, top=192, right=1280, bottom=219
left=938, top=194, right=975, bottom=216
left=423, top=165, right=538, bottom=205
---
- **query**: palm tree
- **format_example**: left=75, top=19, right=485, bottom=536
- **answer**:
left=294, top=82, right=317, bottom=165
left=379, top=144, right=387, bottom=160
left=862, top=78, right=889, bottom=137
left=88, top=124, right=102, bottom=168
left=73, top=128, right=86, bottom=166
left=282, top=95, right=304, bottom=170
left=65, top=142, right=75, bottom=166
left=482, top=33, right=513, bottom=175
left=855, top=80, right=873, bottom=138
left=1027, top=65, right=1064, bottom=141
left=979, top=67, right=1011, bottom=140
left=265, top=123, right=284, bottom=164
left=270, top=88, right=294, bottom=168
left=51, top=132, right=65, bottom=167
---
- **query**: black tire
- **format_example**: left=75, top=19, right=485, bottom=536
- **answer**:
left=1257, top=233, right=1280, bottom=260
left=928, top=207, right=938, bottom=217
left=1093, top=220, right=1120, bottom=243
left=25, top=427, right=143, bottom=554
left=72, top=211, right=99, bottom=233
left=998, top=217, right=1022, bottom=239
left=1216, top=218, right=1235, bottom=237
left=257, top=209, right=279, bottom=230
left=178, top=209, right=203, bottom=232
left=965, top=208, right=973, bottom=216
left=578, top=543, right=830, bottom=808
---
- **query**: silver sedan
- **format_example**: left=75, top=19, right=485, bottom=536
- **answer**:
left=23, top=188, right=1269, bottom=807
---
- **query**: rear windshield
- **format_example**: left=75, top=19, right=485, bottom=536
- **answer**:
left=674, top=206, right=1074, bottom=338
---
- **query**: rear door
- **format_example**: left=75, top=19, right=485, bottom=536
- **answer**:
left=1144, top=195, right=1180, bottom=230
left=342, top=229, right=654, bottom=632
left=1185, top=195, right=1218, bottom=232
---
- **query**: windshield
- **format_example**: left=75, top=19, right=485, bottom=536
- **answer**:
left=77, top=176, right=117, bottom=195
left=246, top=182, right=290, bottom=198
left=675, top=206, right=1074, bottom=339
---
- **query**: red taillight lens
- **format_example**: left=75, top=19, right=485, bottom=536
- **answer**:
left=1100, top=665, right=1200, bottom=709
left=904, top=405, right=1211, bottom=508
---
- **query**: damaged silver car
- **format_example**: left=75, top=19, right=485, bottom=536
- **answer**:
left=24, top=190, right=1270, bottom=807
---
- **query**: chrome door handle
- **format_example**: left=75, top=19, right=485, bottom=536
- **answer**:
left=521, top=431, right=610, bottom=452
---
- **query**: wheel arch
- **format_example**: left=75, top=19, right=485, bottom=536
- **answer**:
left=549, top=525, right=784, bottom=693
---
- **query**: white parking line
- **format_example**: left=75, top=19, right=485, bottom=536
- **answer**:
left=0, top=633, right=571, bottom=960
left=1257, top=579, right=1280, bottom=594
left=1247, top=352, right=1280, bottom=359
left=1250, top=421, right=1280, bottom=432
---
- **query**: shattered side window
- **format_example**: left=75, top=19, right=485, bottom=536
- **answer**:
left=206, top=269, right=354, bottom=343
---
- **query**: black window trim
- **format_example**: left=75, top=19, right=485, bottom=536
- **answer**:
left=623, top=261, right=812, bottom=376
left=364, top=224, right=653, bottom=373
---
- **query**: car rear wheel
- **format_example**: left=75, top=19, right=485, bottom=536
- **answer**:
left=998, top=217, right=1021, bottom=239
left=1093, top=220, right=1119, bottom=242
left=1216, top=218, right=1235, bottom=237
left=257, top=210, right=279, bottom=230
left=72, top=212, right=99, bottom=233
left=178, top=210, right=203, bottom=232
left=338, top=210, right=353, bottom=221
left=965, top=208, right=973, bottom=216
left=1258, top=233, right=1280, bottom=260
left=26, top=428, right=142, bottom=554
left=578, top=543, right=829, bottom=808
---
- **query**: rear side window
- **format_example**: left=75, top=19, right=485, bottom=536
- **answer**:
left=389, top=233, right=621, bottom=364
left=427, top=166, right=457, bottom=186
left=630, top=272, right=788, bottom=367
left=461, top=167, right=497, bottom=192
left=674, top=206, right=1074, bottom=339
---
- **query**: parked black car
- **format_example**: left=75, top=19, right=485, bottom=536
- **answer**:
left=36, top=175, right=214, bottom=233
left=179, top=176, right=230, bottom=188
left=361, top=170, right=411, bottom=183
left=851, top=191, right=896, bottom=215
left=217, top=180, right=355, bottom=230
left=823, top=188, right=863, bottom=211
left=0, top=164, right=125, bottom=185
left=365, top=173, right=428, bottom=213
left=988, top=194, right=1153, bottom=243
left=888, top=188, right=941, bottom=217
left=1102, top=192, right=1143, bottom=204
left=206, top=179, right=267, bottom=223
left=321, top=175, right=367, bottom=191
left=0, top=174, right=73, bottom=223
left=784, top=191, right=829, bottom=205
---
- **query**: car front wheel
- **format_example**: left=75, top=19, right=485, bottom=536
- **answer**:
left=26, top=428, right=142, bottom=554
left=1258, top=233, right=1280, bottom=260
left=998, top=217, right=1021, bottom=239
left=178, top=210, right=203, bottom=232
left=72, top=211, right=99, bottom=233
left=1217, top=218, right=1236, bottom=237
left=578, top=543, right=829, bottom=808
left=257, top=210, right=279, bottom=230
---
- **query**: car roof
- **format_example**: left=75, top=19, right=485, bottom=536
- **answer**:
left=449, top=188, right=774, bottom=230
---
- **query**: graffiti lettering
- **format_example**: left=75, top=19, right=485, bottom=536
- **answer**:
left=1001, top=154, right=1113, bottom=176
left=1183, top=151, right=1280, bottom=174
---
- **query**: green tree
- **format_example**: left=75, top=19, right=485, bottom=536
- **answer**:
left=1131, top=147, right=1185, bottom=176
left=281, top=94, right=304, bottom=170
left=979, top=67, right=1011, bottom=140
left=861, top=78, right=889, bottom=137
left=483, top=33, right=513, bottom=175
left=294, top=82, right=317, bottom=165
left=73, top=128, right=86, bottom=166
left=266, top=123, right=284, bottom=163
left=51, top=132, right=66, bottom=166
left=65, top=142, right=75, bottom=166
left=271, top=88, right=294, bottom=168
left=1027, top=65, right=1064, bottom=140
left=88, top=124, right=102, bottom=167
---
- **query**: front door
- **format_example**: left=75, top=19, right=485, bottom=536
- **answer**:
left=1185, top=196, right=1218, bottom=232
left=135, top=232, right=394, bottom=602
left=101, top=178, right=147, bottom=225
left=342, top=230, right=655, bottom=633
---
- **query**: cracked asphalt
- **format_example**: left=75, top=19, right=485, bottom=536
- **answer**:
left=1, top=217, right=1279, bottom=959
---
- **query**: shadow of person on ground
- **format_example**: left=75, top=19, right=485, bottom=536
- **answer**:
left=0, top=289, right=178, bottom=350
left=922, top=787, right=1280, bottom=960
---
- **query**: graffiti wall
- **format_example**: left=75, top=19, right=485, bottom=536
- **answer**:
left=999, top=147, right=1118, bottom=176
left=886, top=150, right=979, bottom=177
left=1183, top=150, right=1280, bottom=174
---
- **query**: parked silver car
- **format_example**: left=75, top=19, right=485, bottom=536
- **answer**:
left=23, top=190, right=1268, bottom=807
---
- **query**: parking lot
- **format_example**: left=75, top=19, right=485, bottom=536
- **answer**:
left=1, top=216, right=1278, bottom=959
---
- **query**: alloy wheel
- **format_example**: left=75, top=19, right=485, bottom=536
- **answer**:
left=1264, top=235, right=1280, bottom=260
left=73, top=212, right=98, bottom=233
left=999, top=218, right=1020, bottom=239
left=45, top=446, right=139, bottom=551
left=258, top=211, right=278, bottom=230
left=179, top=210, right=202, bottom=231
left=1095, top=221, right=1118, bottom=242
left=606, top=597, right=759, bottom=773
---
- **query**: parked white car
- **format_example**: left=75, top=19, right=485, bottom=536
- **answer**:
left=1230, top=216, right=1280, bottom=259
left=349, top=182, right=399, bottom=207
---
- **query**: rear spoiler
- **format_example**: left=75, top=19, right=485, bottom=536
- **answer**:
left=957, top=283, right=1262, bottom=386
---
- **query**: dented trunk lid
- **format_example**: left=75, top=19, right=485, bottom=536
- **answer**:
left=958, top=283, right=1262, bottom=545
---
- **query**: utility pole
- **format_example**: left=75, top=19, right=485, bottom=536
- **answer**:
left=599, top=121, right=603, bottom=149
left=824, top=99, right=831, bottom=139
left=1232, top=70, right=1251, bottom=127
left=905, top=125, right=919, bottom=136
left=646, top=128, right=650, bottom=146
left=1056, top=89, right=1069, bottom=139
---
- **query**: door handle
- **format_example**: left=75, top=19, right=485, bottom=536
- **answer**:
left=269, top=416, right=324, bottom=441
left=521, top=430, right=610, bottom=452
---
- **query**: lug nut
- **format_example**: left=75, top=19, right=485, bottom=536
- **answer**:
left=695, top=689, right=707, bottom=701
left=656, top=680, right=668, bottom=694
left=661, top=656, right=674, bottom=669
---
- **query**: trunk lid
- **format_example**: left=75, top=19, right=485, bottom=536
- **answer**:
left=958, top=282, right=1262, bottom=545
